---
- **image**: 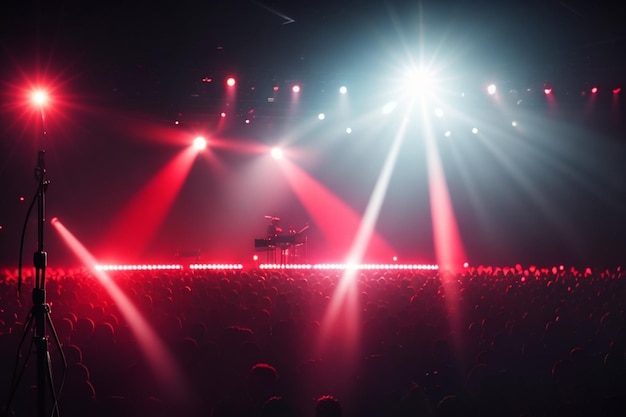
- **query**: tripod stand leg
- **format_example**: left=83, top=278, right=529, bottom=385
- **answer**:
left=45, top=311, right=66, bottom=417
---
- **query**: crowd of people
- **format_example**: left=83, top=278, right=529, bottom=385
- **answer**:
left=1, top=264, right=625, bottom=417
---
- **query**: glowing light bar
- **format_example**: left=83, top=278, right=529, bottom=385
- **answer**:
left=95, top=264, right=183, bottom=271
left=93, top=263, right=441, bottom=271
left=259, top=264, right=313, bottom=270
left=189, top=264, right=244, bottom=270
left=259, top=263, right=439, bottom=270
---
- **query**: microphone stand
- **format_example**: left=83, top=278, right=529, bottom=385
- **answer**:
left=30, top=105, right=61, bottom=417
left=33, top=146, right=52, bottom=417
left=2, top=100, right=64, bottom=417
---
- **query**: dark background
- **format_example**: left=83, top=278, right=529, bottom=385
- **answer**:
left=1, top=0, right=625, bottom=269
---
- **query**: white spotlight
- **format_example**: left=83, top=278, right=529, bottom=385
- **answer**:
left=271, top=147, right=283, bottom=159
left=339, top=86, right=348, bottom=94
left=406, top=69, right=435, bottom=97
left=318, top=113, right=326, bottom=120
left=345, top=127, right=352, bottom=134
left=487, top=84, right=497, bottom=95
left=471, top=127, right=478, bottom=134
left=511, top=121, right=518, bottom=127
left=382, top=101, right=397, bottom=114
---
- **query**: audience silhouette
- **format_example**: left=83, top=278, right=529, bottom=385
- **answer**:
left=1, top=265, right=625, bottom=417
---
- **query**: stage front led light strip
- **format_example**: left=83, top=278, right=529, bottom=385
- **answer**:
left=95, top=264, right=183, bottom=271
left=259, top=263, right=439, bottom=270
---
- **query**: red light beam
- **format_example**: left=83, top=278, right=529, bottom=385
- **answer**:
left=51, top=218, right=192, bottom=404
left=99, top=146, right=197, bottom=262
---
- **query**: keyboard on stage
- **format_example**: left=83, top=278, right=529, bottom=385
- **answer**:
left=254, top=233, right=306, bottom=248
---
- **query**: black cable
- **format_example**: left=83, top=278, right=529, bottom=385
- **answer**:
left=17, top=187, right=40, bottom=297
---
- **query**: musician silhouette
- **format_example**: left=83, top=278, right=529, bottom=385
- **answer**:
left=266, top=218, right=283, bottom=237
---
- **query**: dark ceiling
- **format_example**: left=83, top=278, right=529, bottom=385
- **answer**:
left=3, top=0, right=626, bottom=100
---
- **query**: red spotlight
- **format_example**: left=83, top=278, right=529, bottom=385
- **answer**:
left=613, top=87, right=621, bottom=94
left=193, top=136, right=207, bottom=151
left=590, top=86, right=598, bottom=94
left=273, top=86, right=280, bottom=92
left=544, top=88, right=552, bottom=95
left=220, top=112, right=226, bottom=118
left=226, top=77, right=236, bottom=87
left=292, top=85, right=301, bottom=93
left=31, top=89, right=49, bottom=106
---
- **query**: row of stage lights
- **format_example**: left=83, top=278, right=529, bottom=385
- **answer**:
left=486, top=84, right=622, bottom=97
left=209, top=76, right=346, bottom=95
left=94, top=263, right=441, bottom=271
left=211, top=75, right=623, bottom=97
left=175, top=75, right=624, bottom=130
